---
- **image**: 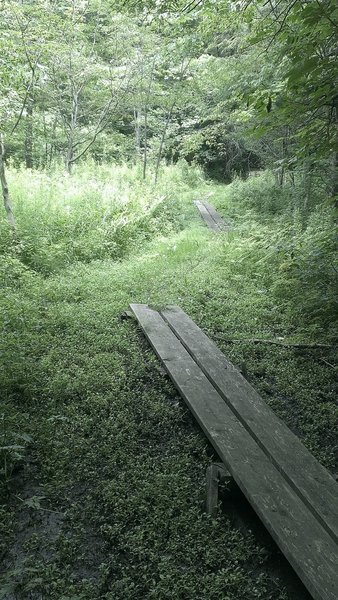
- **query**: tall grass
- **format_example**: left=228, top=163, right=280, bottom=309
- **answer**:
left=1, top=163, right=336, bottom=335
left=0, top=161, right=205, bottom=274
left=216, top=171, right=325, bottom=223
left=211, top=173, right=338, bottom=337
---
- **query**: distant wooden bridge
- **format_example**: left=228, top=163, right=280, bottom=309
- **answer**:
left=130, top=303, right=338, bottom=600
left=194, top=199, right=230, bottom=232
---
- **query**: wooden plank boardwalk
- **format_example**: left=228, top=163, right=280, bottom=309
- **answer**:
left=194, top=199, right=230, bottom=231
left=130, top=303, right=338, bottom=600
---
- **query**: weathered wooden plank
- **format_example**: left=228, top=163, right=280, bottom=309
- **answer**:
left=193, top=200, right=220, bottom=231
left=161, top=305, right=338, bottom=547
left=202, top=200, right=230, bottom=231
left=130, top=304, right=338, bottom=600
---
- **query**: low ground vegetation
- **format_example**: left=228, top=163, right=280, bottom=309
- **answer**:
left=0, top=164, right=337, bottom=600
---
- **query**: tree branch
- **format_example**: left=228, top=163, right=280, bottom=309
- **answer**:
left=213, top=335, right=334, bottom=349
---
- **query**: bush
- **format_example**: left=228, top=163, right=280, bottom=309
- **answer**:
left=223, top=172, right=295, bottom=217
left=171, top=122, right=261, bottom=182
left=214, top=176, right=338, bottom=336
left=271, top=209, right=338, bottom=333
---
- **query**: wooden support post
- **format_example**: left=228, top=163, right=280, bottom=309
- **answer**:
left=206, top=462, right=233, bottom=518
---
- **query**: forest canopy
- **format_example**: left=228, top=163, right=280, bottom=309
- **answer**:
left=1, top=0, right=337, bottom=189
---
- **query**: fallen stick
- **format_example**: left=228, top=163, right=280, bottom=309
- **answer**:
left=213, top=336, right=334, bottom=349
left=318, top=357, right=337, bottom=369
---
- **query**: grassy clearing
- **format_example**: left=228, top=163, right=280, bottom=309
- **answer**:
left=0, top=165, right=337, bottom=599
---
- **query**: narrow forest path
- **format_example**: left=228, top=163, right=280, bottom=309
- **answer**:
left=1, top=193, right=336, bottom=600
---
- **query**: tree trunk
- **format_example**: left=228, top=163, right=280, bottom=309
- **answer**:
left=142, top=56, right=156, bottom=180
left=65, top=139, right=73, bottom=174
left=49, top=116, right=58, bottom=167
left=134, top=107, right=141, bottom=159
left=25, top=97, right=34, bottom=169
left=143, top=107, right=148, bottom=179
left=0, top=135, right=16, bottom=230
left=65, top=89, right=79, bottom=174
left=154, top=103, right=175, bottom=185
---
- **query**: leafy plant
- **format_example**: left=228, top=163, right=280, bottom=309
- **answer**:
left=0, top=413, right=32, bottom=480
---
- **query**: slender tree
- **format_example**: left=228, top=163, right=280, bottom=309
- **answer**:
left=0, top=135, right=16, bottom=230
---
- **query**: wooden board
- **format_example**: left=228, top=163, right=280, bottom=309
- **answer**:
left=161, top=306, right=338, bottom=546
left=193, top=200, right=220, bottom=231
left=130, top=303, right=338, bottom=600
left=202, top=200, right=230, bottom=231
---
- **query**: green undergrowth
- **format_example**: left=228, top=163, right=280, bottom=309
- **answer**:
left=0, top=166, right=337, bottom=599
left=212, top=173, right=338, bottom=335
left=0, top=161, right=203, bottom=275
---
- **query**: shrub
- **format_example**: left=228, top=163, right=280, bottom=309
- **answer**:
left=223, top=172, right=295, bottom=217
left=271, top=208, right=338, bottom=333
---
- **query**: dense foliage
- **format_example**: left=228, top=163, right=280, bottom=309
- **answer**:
left=1, top=0, right=336, bottom=186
